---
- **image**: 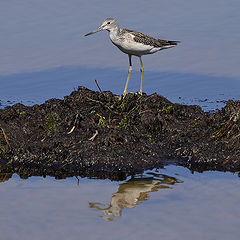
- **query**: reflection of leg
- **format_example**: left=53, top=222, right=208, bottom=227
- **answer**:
left=139, top=56, right=144, bottom=95
left=88, top=202, right=109, bottom=210
left=123, top=55, right=132, bottom=98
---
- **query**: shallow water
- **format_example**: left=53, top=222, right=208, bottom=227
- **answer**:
left=1, top=0, right=240, bottom=77
left=1, top=0, right=240, bottom=111
left=0, top=66, right=239, bottom=112
left=1, top=2, right=240, bottom=239
left=0, top=165, right=239, bottom=240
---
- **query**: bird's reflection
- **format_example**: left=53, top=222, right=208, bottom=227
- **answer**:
left=89, top=172, right=182, bottom=221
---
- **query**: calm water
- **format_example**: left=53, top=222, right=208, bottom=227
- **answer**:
left=1, top=2, right=240, bottom=239
left=1, top=0, right=240, bottom=111
left=0, top=165, right=239, bottom=240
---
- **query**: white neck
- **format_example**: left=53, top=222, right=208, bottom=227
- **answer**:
left=109, top=26, right=120, bottom=39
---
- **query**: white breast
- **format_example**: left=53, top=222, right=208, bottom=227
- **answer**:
left=109, top=31, right=160, bottom=56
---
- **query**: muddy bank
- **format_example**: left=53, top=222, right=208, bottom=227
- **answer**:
left=0, top=86, right=240, bottom=180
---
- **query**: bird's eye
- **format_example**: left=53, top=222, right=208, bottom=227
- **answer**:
left=107, top=22, right=111, bottom=24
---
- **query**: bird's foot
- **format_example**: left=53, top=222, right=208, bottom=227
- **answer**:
left=115, top=95, right=123, bottom=101
left=122, top=91, right=127, bottom=99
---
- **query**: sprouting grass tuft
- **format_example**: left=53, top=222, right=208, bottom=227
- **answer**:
left=19, top=111, right=26, bottom=117
left=117, top=118, right=128, bottom=129
left=96, top=113, right=108, bottom=128
left=158, top=105, right=173, bottom=114
left=44, top=113, right=60, bottom=136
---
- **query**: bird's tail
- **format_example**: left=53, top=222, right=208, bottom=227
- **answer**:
left=158, top=39, right=180, bottom=48
left=168, top=40, right=181, bottom=46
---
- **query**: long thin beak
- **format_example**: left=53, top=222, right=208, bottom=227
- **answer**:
left=85, top=27, right=103, bottom=36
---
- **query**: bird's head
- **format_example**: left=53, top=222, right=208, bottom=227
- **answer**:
left=85, top=18, right=118, bottom=36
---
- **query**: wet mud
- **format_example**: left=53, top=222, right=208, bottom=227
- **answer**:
left=0, top=86, right=240, bottom=180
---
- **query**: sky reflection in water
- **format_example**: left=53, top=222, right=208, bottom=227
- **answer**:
left=0, top=0, right=240, bottom=111
left=0, top=66, right=239, bottom=112
left=1, top=0, right=240, bottom=78
left=0, top=166, right=240, bottom=240
left=1, top=1, right=240, bottom=239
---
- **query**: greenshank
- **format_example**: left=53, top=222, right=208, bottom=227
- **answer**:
left=85, top=18, right=180, bottom=97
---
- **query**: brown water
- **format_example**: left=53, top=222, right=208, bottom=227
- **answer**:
left=0, top=165, right=239, bottom=240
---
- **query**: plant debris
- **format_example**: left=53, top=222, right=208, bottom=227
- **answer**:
left=0, top=86, right=240, bottom=180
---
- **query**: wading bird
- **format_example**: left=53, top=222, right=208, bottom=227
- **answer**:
left=85, top=18, right=179, bottom=97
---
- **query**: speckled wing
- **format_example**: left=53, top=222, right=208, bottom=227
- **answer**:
left=123, top=29, right=179, bottom=48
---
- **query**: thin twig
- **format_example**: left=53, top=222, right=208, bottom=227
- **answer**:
left=223, top=150, right=240, bottom=166
left=75, top=176, right=80, bottom=185
left=86, top=97, right=103, bottom=104
left=95, top=79, right=104, bottom=95
left=67, top=126, right=75, bottom=135
left=89, top=130, right=99, bottom=141
left=0, top=127, right=10, bottom=149
left=67, top=113, right=79, bottom=134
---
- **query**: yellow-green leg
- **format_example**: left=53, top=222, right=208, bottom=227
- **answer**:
left=139, top=56, right=144, bottom=95
left=123, top=55, right=132, bottom=98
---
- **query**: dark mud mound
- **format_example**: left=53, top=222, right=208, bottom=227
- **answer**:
left=0, top=87, right=240, bottom=180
